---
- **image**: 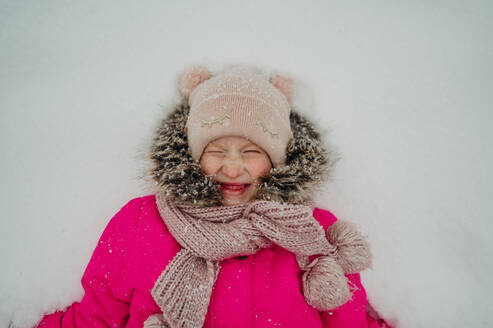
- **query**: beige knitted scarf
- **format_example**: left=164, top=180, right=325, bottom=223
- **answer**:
left=145, top=191, right=371, bottom=328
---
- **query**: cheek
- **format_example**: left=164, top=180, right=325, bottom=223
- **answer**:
left=247, top=157, right=272, bottom=179
left=200, top=157, right=221, bottom=175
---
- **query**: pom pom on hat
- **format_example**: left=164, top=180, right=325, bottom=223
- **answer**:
left=179, top=66, right=212, bottom=97
left=269, top=74, right=294, bottom=102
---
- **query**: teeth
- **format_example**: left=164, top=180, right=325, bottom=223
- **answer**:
left=222, top=184, right=247, bottom=190
left=226, top=185, right=243, bottom=190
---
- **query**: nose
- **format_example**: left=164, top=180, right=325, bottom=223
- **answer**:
left=221, top=157, right=243, bottom=179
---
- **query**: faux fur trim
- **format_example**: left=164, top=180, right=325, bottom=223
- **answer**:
left=148, top=98, right=338, bottom=206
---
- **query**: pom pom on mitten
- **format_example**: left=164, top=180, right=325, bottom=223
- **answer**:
left=302, top=255, right=352, bottom=310
left=327, top=220, right=372, bottom=273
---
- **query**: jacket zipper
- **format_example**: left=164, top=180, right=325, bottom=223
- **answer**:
left=208, top=255, right=252, bottom=328
left=247, top=255, right=254, bottom=328
left=209, top=284, right=215, bottom=328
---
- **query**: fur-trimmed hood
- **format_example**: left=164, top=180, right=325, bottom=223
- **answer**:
left=148, top=97, right=338, bottom=207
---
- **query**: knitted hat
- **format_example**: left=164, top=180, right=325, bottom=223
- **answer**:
left=180, top=66, right=294, bottom=167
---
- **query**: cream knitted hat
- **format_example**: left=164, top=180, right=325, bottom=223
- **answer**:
left=180, top=66, right=294, bottom=167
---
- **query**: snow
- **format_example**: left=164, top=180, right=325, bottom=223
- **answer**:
left=1, top=1, right=492, bottom=327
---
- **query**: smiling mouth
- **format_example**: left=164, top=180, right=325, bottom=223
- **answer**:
left=219, top=183, right=251, bottom=196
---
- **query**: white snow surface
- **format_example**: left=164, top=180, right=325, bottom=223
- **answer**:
left=1, top=1, right=492, bottom=327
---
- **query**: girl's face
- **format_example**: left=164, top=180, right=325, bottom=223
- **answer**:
left=200, top=136, right=272, bottom=206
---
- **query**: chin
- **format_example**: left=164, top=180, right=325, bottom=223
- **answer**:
left=220, top=188, right=257, bottom=206
left=222, top=199, right=245, bottom=206
left=221, top=196, right=252, bottom=206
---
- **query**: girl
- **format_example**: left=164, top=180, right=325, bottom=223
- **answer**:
left=35, top=65, right=390, bottom=327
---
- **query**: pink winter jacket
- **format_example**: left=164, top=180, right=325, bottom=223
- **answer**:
left=35, top=194, right=388, bottom=328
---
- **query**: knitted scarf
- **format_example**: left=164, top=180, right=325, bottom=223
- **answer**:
left=144, top=191, right=371, bottom=328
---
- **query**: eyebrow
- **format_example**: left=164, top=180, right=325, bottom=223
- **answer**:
left=207, top=141, right=263, bottom=152
left=206, top=143, right=226, bottom=150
